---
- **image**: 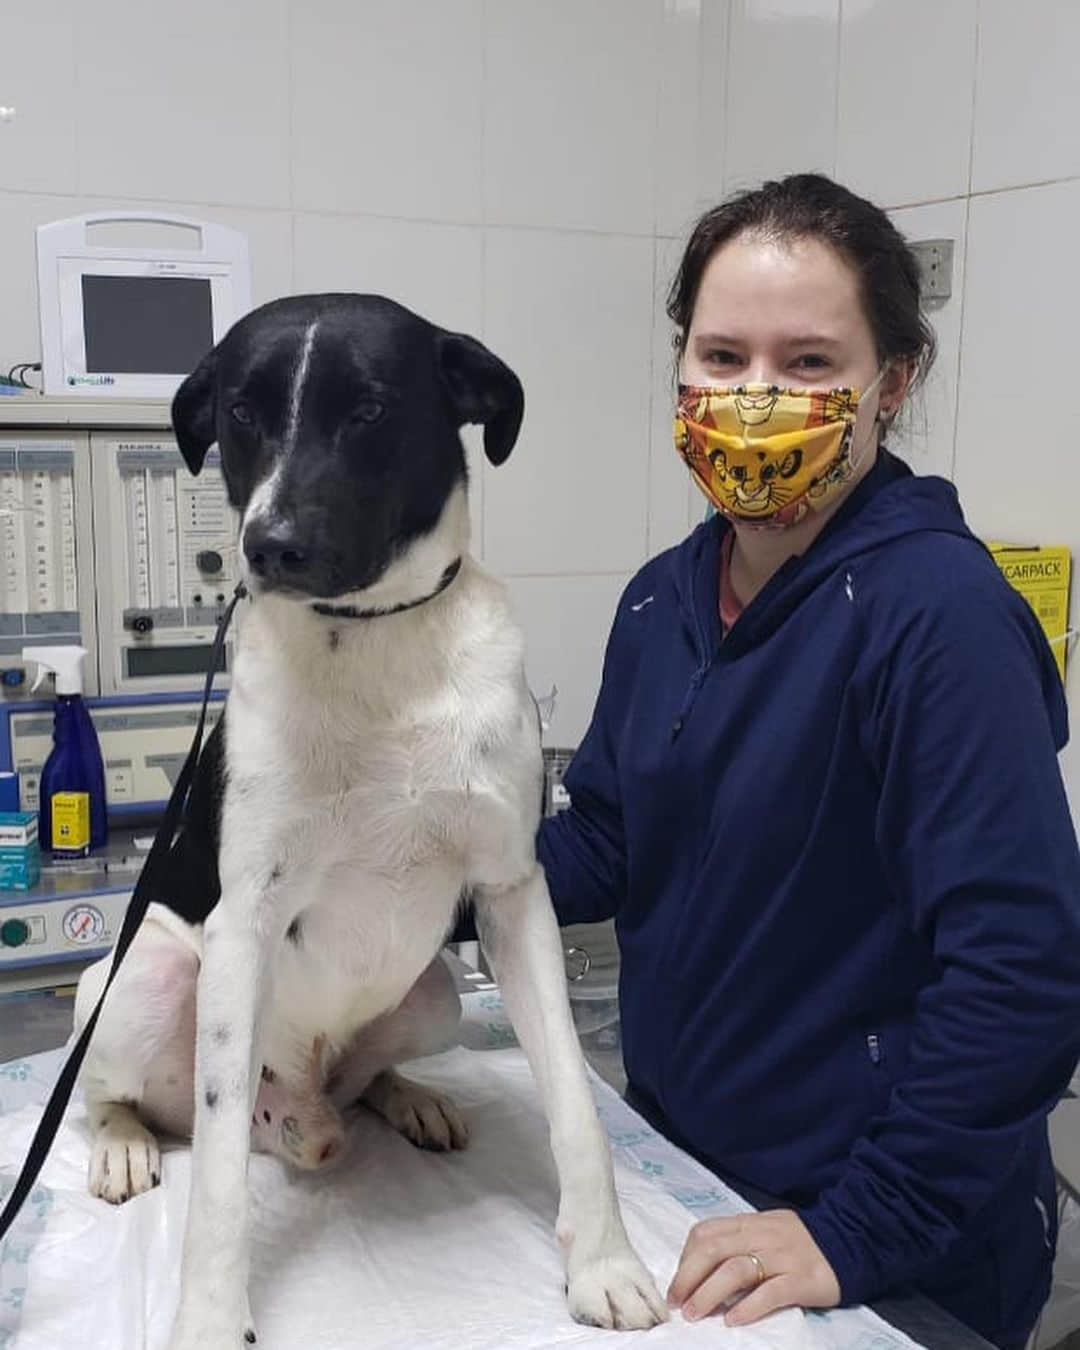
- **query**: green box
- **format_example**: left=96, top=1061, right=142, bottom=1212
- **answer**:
left=0, top=812, right=41, bottom=891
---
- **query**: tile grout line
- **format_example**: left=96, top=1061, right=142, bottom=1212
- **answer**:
left=645, top=236, right=660, bottom=561
left=949, top=193, right=972, bottom=484
left=478, top=0, right=490, bottom=566
left=5, top=179, right=1080, bottom=232
left=968, top=0, right=982, bottom=200
left=644, top=0, right=670, bottom=562
left=832, top=0, right=844, bottom=178
left=285, top=0, right=297, bottom=295
left=950, top=0, right=982, bottom=483
left=721, top=0, right=734, bottom=194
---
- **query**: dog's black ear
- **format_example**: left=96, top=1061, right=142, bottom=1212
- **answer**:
left=436, top=332, right=524, bottom=466
left=171, top=347, right=219, bottom=476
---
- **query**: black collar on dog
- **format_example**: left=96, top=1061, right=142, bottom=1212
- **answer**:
left=310, top=557, right=463, bottom=621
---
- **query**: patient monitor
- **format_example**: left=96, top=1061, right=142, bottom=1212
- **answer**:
left=36, top=212, right=250, bottom=400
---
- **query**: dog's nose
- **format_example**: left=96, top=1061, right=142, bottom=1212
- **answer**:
left=243, top=520, right=310, bottom=584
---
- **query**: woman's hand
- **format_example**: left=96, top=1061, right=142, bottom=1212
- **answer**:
left=666, top=1210, right=841, bottom=1326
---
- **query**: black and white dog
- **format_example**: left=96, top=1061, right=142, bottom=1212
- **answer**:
left=71, top=295, right=665, bottom=1348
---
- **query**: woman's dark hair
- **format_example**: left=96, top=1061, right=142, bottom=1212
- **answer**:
left=667, top=173, right=937, bottom=388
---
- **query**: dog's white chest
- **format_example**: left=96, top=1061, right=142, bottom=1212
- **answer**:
left=303, top=718, right=473, bottom=871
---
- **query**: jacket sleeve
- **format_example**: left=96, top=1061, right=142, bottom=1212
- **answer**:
left=802, top=583, right=1080, bottom=1304
left=535, top=591, right=639, bottom=928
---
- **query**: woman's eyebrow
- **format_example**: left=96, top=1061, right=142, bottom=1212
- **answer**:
left=691, top=332, right=844, bottom=347
left=782, top=333, right=844, bottom=347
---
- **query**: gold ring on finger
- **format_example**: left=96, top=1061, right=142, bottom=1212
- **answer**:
left=745, top=1251, right=767, bottom=1288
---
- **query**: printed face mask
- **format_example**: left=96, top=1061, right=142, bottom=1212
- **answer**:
left=674, top=369, right=886, bottom=530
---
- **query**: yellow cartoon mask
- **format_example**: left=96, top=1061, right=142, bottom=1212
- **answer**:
left=674, top=371, right=885, bottom=530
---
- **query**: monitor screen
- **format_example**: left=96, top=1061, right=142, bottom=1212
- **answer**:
left=81, top=274, right=213, bottom=375
left=125, top=643, right=227, bottom=679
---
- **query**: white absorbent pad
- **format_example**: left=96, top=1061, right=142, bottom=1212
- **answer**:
left=0, top=1042, right=923, bottom=1350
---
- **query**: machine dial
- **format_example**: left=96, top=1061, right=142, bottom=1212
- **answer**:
left=0, top=918, right=29, bottom=948
left=196, top=549, right=224, bottom=575
left=62, top=903, right=105, bottom=945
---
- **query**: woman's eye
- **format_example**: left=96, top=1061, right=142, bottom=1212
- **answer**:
left=792, top=354, right=830, bottom=372
left=706, top=349, right=740, bottom=366
left=352, top=398, right=385, bottom=424
left=230, top=402, right=253, bottom=425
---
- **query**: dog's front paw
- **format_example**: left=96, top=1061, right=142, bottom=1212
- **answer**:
left=567, top=1248, right=668, bottom=1331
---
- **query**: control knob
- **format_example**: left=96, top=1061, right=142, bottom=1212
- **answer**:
left=0, top=918, right=29, bottom=948
left=196, top=549, right=224, bottom=575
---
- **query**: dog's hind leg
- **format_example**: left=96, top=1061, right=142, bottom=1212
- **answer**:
left=74, top=910, right=199, bottom=1203
left=329, top=955, right=468, bottom=1150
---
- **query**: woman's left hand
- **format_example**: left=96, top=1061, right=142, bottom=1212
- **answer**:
left=666, top=1210, right=841, bottom=1326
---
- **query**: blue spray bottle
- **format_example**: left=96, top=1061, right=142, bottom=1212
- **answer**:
left=22, top=646, right=107, bottom=855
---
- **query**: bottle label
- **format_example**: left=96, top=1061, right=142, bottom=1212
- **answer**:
left=52, top=791, right=91, bottom=857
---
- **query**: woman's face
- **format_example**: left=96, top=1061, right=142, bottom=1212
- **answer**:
left=680, top=231, right=909, bottom=456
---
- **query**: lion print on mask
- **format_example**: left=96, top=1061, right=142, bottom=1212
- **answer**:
left=706, top=444, right=805, bottom=516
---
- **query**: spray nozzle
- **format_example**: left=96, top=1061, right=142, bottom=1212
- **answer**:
left=21, top=646, right=87, bottom=696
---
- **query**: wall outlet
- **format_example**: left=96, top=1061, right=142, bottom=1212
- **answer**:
left=911, top=238, right=954, bottom=302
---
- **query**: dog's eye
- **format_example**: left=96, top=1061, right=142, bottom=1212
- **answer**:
left=230, top=402, right=253, bottom=426
left=352, top=398, right=385, bottom=425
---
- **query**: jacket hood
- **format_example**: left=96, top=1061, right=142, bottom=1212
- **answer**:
left=673, top=449, right=980, bottom=658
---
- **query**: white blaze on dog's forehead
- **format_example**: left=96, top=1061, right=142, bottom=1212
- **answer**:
left=238, top=318, right=316, bottom=540
left=240, top=463, right=284, bottom=540
left=285, top=320, right=319, bottom=451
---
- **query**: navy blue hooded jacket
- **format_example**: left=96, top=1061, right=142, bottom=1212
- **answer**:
left=537, top=450, right=1080, bottom=1343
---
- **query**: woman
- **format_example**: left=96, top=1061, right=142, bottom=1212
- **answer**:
left=537, top=174, right=1080, bottom=1348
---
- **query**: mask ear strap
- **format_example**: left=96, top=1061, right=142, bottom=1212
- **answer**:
left=869, top=363, right=898, bottom=438
left=873, top=357, right=916, bottom=429
left=849, top=364, right=893, bottom=466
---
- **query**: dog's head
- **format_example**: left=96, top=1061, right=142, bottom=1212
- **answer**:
left=172, top=294, right=523, bottom=607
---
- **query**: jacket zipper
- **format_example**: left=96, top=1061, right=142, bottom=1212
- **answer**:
left=672, top=550, right=720, bottom=742
left=670, top=660, right=712, bottom=742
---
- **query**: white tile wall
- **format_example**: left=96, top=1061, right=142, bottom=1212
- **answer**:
left=482, top=228, right=654, bottom=576
left=0, top=0, right=1078, bottom=783
left=649, top=236, right=699, bottom=554
left=722, top=0, right=839, bottom=192
left=74, top=0, right=292, bottom=207
left=0, top=2, right=78, bottom=195
left=954, top=179, right=1080, bottom=548
left=293, top=214, right=484, bottom=336
left=972, top=0, right=1080, bottom=194
left=0, top=193, right=86, bottom=369
left=837, top=0, right=976, bottom=209
left=291, top=0, right=484, bottom=223
left=483, top=0, right=660, bottom=235
left=954, top=176, right=1080, bottom=815
left=887, top=197, right=968, bottom=482
left=655, top=0, right=716, bottom=239
left=504, top=573, right=629, bottom=747
left=693, top=0, right=731, bottom=208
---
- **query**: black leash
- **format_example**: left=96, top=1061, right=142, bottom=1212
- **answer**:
left=0, top=582, right=247, bottom=1243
